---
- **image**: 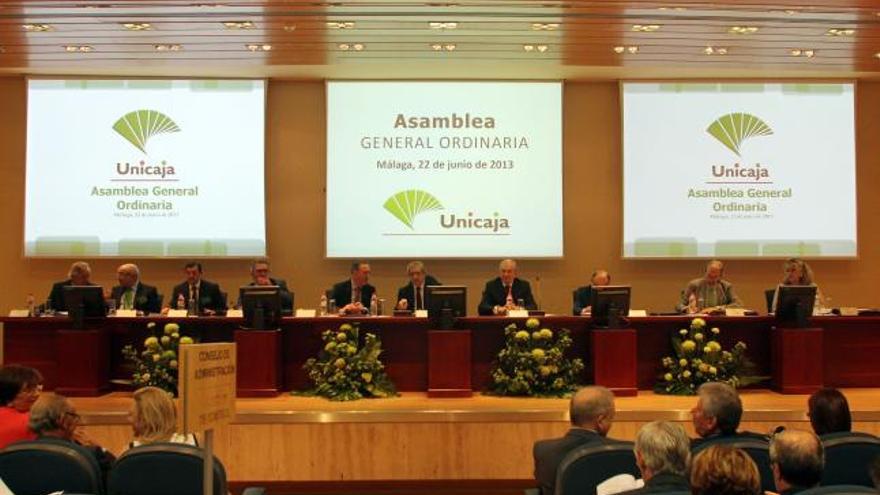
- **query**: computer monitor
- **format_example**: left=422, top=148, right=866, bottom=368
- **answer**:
left=774, top=284, right=817, bottom=328
left=239, top=285, right=282, bottom=330
left=62, top=285, right=106, bottom=329
left=426, top=285, right=466, bottom=330
left=590, top=285, right=631, bottom=328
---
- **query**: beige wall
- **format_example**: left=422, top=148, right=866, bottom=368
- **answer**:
left=1, top=78, right=877, bottom=315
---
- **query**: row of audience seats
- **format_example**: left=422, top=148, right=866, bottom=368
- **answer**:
left=552, top=432, right=880, bottom=495
left=0, top=440, right=264, bottom=495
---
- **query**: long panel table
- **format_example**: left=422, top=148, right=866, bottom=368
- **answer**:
left=2, top=315, right=878, bottom=396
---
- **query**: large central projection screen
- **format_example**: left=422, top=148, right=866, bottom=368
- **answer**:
left=326, top=81, right=563, bottom=258
left=622, top=82, right=856, bottom=259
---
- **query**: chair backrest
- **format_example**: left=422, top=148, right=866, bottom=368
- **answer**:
left=765, top=288, right=776, bottom=313
left=821, top=431, right=880, bottom=487
left=0, top=438, right=104, bottom=495
left=800, top=485, right=878, bottom=494
left=108, top=443, right=226, bottom=495
left=554, top=441, right=639, bottom=495
left=693, top=438, right=774, bottom=493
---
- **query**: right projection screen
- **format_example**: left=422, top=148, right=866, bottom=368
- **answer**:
left=622, top=82, right=856, bottom=259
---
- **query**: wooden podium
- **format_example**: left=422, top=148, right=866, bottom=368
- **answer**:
left=428, top=330, right=473, bottom=398
left=772, top=326, right=823, bottom=394
left=590, top=328, right=638, bottom=396
left=56, top=328, right=111, bottom=396
left=235, top=329, right=282, bottom=397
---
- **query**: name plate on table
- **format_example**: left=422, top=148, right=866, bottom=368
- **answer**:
left=114, top=309, right=137, bottom=318
left=167, top=309, right=188, bottom=318
left=295, top=309, right=316, bottom=317
left=414, top=309, right=428, bottom=318
left=8, top=309, right=30, bottom=317
left=507, top=309, right=529, bottom=318
left=628, top=309, right=647, bottom=317
left=725, top=308, right=747, bottom=317
left=839, top=307, right=859, bottom=316
left=226, top=309, right=243, bottom=318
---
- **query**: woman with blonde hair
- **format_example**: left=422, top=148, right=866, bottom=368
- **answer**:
left=771, top=258, right=828, bottom=315
left=129, top=386, right=196, bottom=447
left=690, top=445, right=761, bottom=495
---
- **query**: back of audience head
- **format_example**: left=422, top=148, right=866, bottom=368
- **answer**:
left=28, top=393, right=79, bottom=439
left=692, top=382, right=742, bottom=437
left=0, top=364, right=43, bottom=412
left=569, top=386, right=615, bottom=436
left=131, top=386, right=179, bottom=444
left=690, top=444, right=761, bottom=495
left=769, top=429, right=824, bottom=492
left=634, top=421, right=690, bottom=481
left=808, top=387, right=852, bottom=436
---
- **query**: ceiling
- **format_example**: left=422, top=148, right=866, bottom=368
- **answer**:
left=2, top=0, right=880, bottom=79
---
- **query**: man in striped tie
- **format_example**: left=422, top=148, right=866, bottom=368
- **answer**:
left=395, top=261, right=441, bottom=312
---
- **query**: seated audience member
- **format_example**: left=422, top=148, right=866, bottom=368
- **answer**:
left=47, top=261, right=95, bottom=312
left=0, top=365, right=42, bottom=448
left=690, top=445, right=762, bottom=495
left=808, top=388, right=852, bottom=437
left=619, top=421, right=691, bottom=494
left=676, top=260, right=743, bottom=314
left=870, top=455, right=880, bottom=489
left=769, top=429, right=824, bottom=494
left=478, top=259, right=537, bottom=316
left=533, top=386, right=618, bottom=495
left=129, top=386, right=196, bottom=448
left=771, top=258, right=827, bottom=314
left=690, top=382, right=766, bottom=450
left=166, top=261, right=225, bottom=315
left=573, top=269, right=611, bottom=316
left=331, top=261, right=375, bottom=315
left=246, top=258, right=293, bottom=313
left=28, top=394, right=116, bottom=481
left=111, top=263, right=161, bottom=314
left=396, top=261, right=440, bottom=312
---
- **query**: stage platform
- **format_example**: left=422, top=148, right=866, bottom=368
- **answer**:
left=73, top=389, right=880, bottom=495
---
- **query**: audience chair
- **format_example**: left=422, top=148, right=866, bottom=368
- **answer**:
left=553, top=441, right=638, bottom=495
left=821, top=431, right=880, bottom=487
left=108, top=443, right=264, bottom=495
left=800, top=485, right=877, bottom=494
left=0, top=438, right=104, bottom=495
left=693, top=438, right=774, bottom=493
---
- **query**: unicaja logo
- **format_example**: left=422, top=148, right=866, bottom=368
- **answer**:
left=706, top=113, right=773, bottom=157
left=383, top=190, right=444, bottom=229
left=112, top=109, right=181, bottom=154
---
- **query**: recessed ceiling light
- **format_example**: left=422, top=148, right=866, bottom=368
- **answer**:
left=613, top=45, right=639, bottom=54
left=531, top=23, right=559, bottom=31
left=23, top=24, right=53, bottom=32
left=122, top=22, right=152, bottom=31
left=245, top=43, right=272, bottom=51
left=431, top=43, right=456, bottom=51
left=338, top=43, right=365, bottom=51
left=64, top=45, right=93, bottom=52
left=522, top=44, right=548, bottom=52
left=704, top=46, right=728, bottom=55
left=790, top=48, right=815, bottom=58
left=283, top=25, right=296, bottom=32
left=728, top=26, right=758, bottom=34
left=632, top=24, right=661, bottom=32
left=154, top=44, right=181, bottom=51
left=875, top=52, right=880, bottom=59
left=657, top=6, right=687, bottom=11
left=826, top=28, right=854, bottom=37
left=326, top=21, right=355, bottom=29
left=429, top=21, right=458, bottom=29
left=223, top=21, right=254, bottom=29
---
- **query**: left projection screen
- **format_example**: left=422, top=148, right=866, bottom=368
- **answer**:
left=25, top=79, right=266, bottom=257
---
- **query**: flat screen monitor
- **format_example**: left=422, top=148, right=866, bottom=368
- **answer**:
left=426, top=285, right=466, bottom=330
left=590, top=285, right=631, bottom=328
left=774, top=284, right=817, bottom=328
left=62, top=285, right=106, bottom=329
left=239, top=285, right=282, bottom=330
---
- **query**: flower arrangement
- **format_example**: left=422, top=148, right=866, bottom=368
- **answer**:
left=122, top=322, right=194, bottom=396
left=301, top=322, right=397, bottom=401
left=487, top=318, right=584, bottom=397
left=655, top=317, right=762, bottom=395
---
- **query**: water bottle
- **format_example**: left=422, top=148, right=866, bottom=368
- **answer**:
left=177, top=293, right=186, bottom=310
left=377, top=298, right=385, bottom=316
left=370, top=294, right=378, bottom=316
left=187, top=295, right=197, bottom=316
left=26, top=293, right=35, bottom=317
left=517, top=298, right=525, bottom=310
left=328, top=298, right=337, bottom=315
left=319, top=293, right=328, bottom=316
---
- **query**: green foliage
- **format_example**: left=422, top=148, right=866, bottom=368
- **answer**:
left=486, top=318, right=584, bottom=397
left=121, top=322, right=195, bottom=396
left=655, top=317, right=764, bottom=395
left=300, top=323, right=398, bottom=401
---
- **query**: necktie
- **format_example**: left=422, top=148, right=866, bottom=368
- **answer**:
left=506, top=285, right=513, bottom=304
left=353, top=286, right=361, bottom=305
left=190, top=285, right=198, bottom=310
left=123, top=289, right=134, bottom=309
left=415, top=286, right=423, bottom=310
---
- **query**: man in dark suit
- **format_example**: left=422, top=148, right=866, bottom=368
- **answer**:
left=690, top=382, right=768, bottom=451
left=620, top=421, right=691, bottom=494
left=47, top=261, right=95, bottom=312
left=110, top=263, right=161, bottom=314
left=395, top=261, right=440, bottom=312
left=533, top=386, right=620, bottom=495
left=166, top=262, right=225, bottom=315
left=330, top=261, right=376, bottom=315
left=573, top=269, right=611, bottom=316
left=478, top=259, right=537, bottom=315
left=247, top=259, right=293, bottom=314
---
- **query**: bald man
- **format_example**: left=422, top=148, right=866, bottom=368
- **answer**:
left=573, top=269, right=611, bottom=316
left=110, top=263, right=161, bottom=314
left=478, top=259, right=537, bottom=316
left=769, top=429, right=824, bottom=494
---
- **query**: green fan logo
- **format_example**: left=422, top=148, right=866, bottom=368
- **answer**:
left=112, top=109, right=181, bottom=154
left=383, top=190, right=444, bottom=229
left=706, top=113, right=773, bottom=157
